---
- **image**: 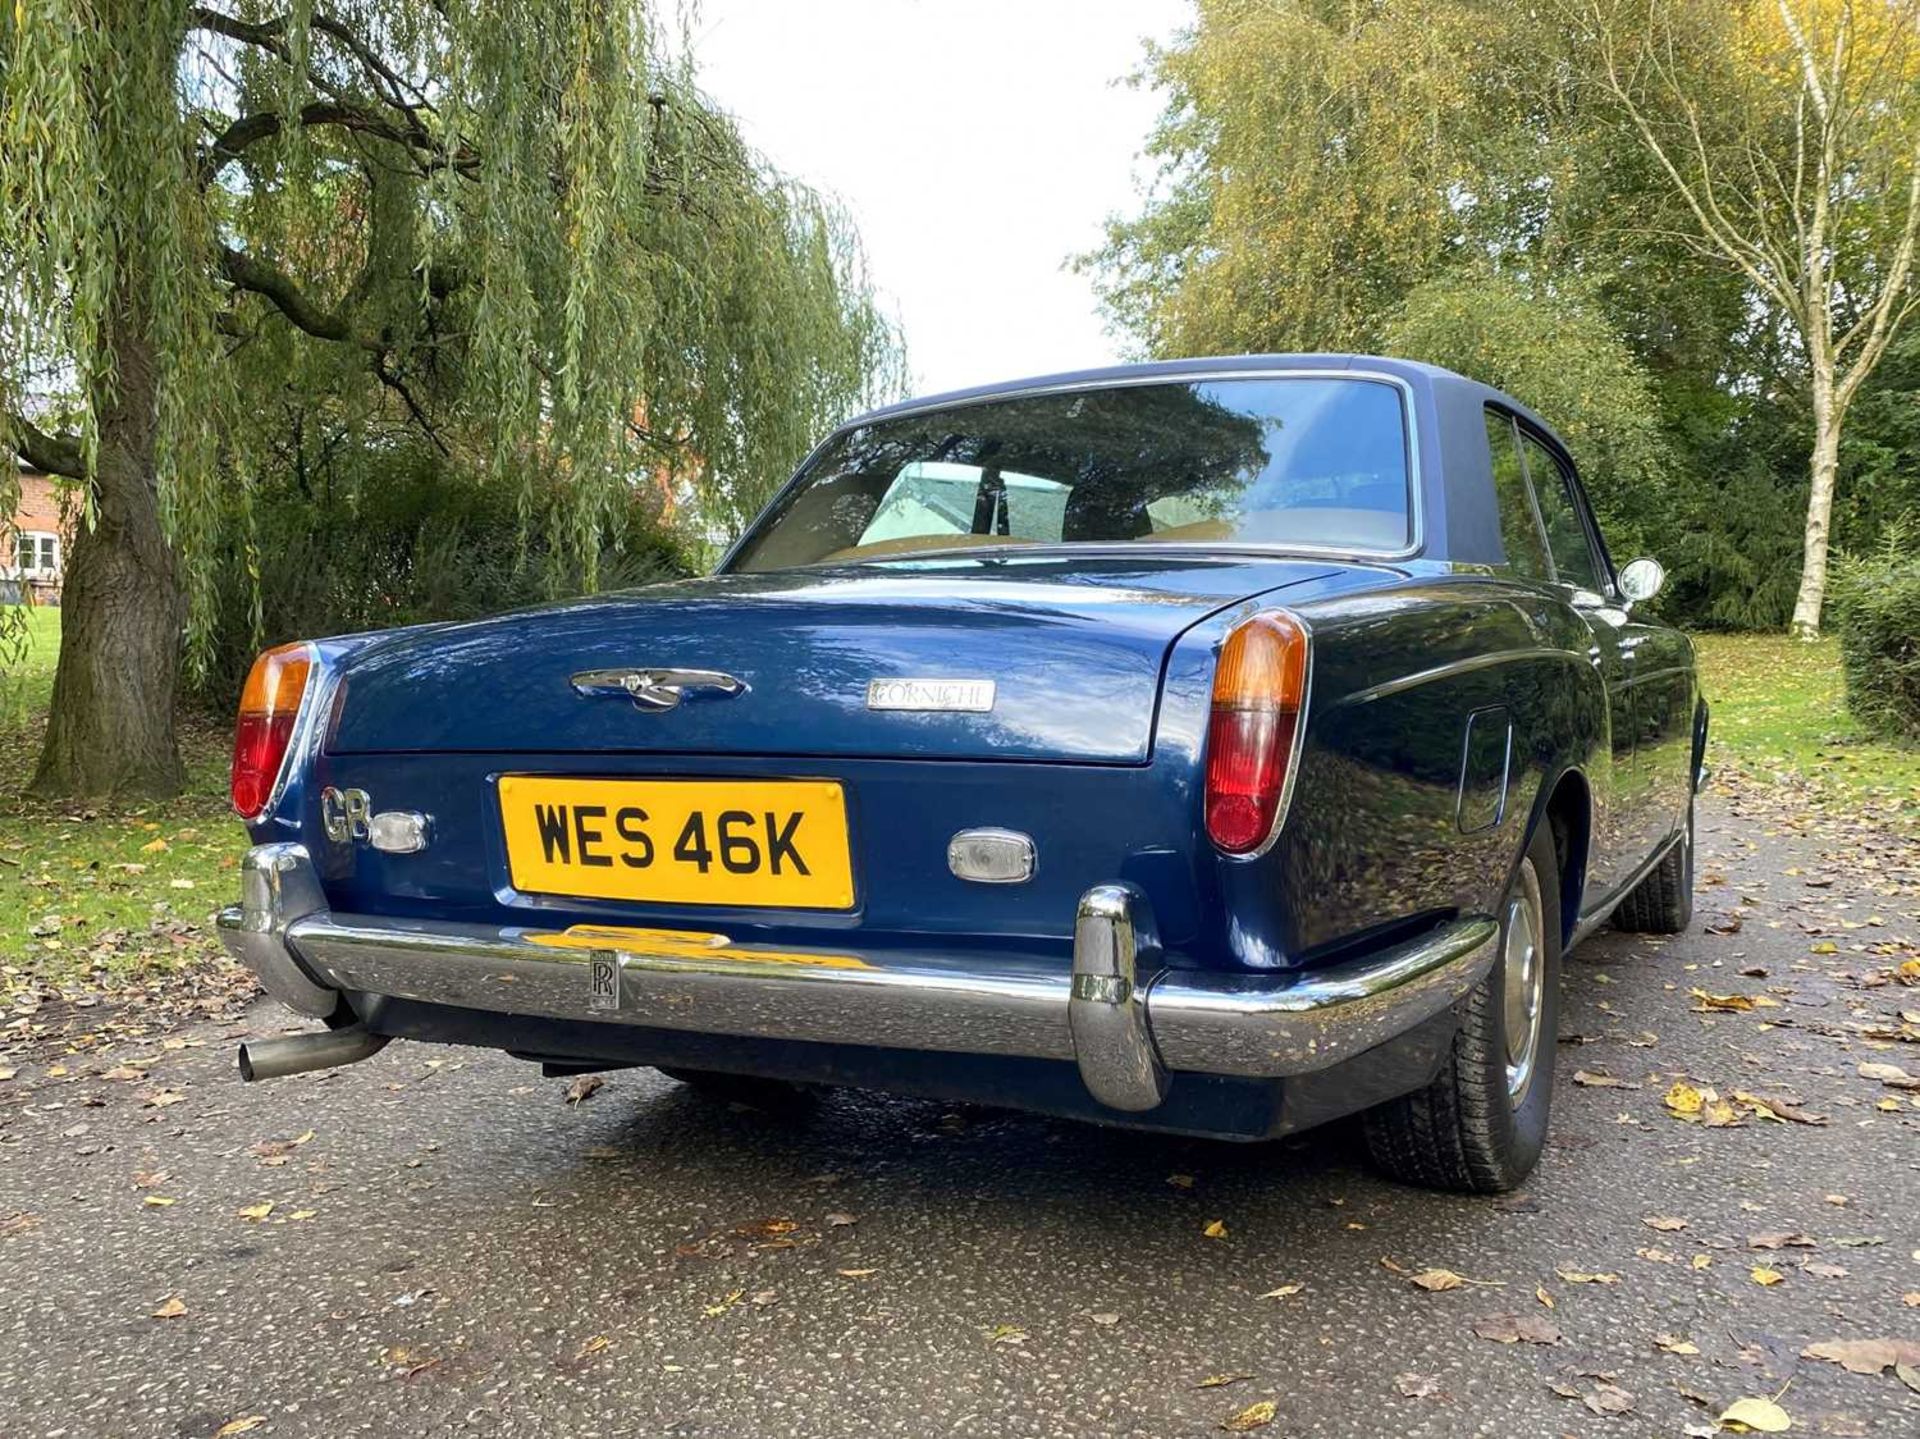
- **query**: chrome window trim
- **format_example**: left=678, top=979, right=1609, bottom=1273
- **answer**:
left=719, top=368, right=1426, bottom=572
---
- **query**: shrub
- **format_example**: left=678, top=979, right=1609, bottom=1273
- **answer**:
left=189, top=445, right=692, bottom=709
left=1831, top=528, right=1920, bottom=742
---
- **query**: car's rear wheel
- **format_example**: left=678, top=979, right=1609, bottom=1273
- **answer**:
left=657, top=1066, right=820, bottom=1113
left=1612, top=794, right=1694, bottom=934
left=1362, top=824, right=1561, bottom=1193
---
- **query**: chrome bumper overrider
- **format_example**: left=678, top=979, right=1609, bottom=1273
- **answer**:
left=218, top=843, right=1498, bottom=1112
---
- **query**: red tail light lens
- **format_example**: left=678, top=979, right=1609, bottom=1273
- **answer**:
left=1204, top=612, right=1308, bottom=854
left=231, top=642, right=313, bottom=819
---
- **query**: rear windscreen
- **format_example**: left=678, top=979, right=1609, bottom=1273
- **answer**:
left=728, top=376, right=1413, bottom=571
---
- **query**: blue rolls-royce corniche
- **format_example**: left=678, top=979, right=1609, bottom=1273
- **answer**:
left=219, top=355, right=1703, bottom=1192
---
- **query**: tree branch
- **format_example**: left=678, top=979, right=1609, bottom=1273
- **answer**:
left=220, top=244, right=378, bottom=349
left=7, top=414, right=86, bottom=480
left=201, top=100, right=446, bottom=183
left=372, top=354, right=448, bottom=454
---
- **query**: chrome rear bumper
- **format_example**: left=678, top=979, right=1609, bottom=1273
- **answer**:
left=219, top=843, right=1497, bottom=1112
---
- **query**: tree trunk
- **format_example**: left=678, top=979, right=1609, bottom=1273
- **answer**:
left=29, top=309, right=188, bottom=799
left=1789, top=384, right=1842, bottom=641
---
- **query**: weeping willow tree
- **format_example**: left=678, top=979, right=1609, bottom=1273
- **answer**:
left=0, top=1, right=899, bottom=798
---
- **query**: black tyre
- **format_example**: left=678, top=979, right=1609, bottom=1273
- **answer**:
left=1362, top=823, right=1562, bottom=1193
left=1612, top=795, right=1694, bottom=934
left=657, top=1066, right=820, bottom=1113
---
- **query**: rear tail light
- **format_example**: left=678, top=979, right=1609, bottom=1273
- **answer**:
left=231, top=642, right=314, bottom=819
left=1204, top=612, right=1309, bottom=854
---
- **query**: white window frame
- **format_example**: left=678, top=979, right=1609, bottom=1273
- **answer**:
left=13, top=530, right=60, bottom=577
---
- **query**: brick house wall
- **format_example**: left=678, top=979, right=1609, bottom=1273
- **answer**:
left=6, top=467, right=69, bottom=604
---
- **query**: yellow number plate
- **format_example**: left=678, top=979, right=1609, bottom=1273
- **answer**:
left=498, top=776, right=854, bottom=910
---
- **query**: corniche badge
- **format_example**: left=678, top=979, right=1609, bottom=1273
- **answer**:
left=866, top=678, right=996, bottom=713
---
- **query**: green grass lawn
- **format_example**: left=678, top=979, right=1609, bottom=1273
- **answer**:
left=2, top=607, right=244, bottom=985
left=1, top=612, right=1912, bottom=990
left=1695, top=632, right=1920, bottom=833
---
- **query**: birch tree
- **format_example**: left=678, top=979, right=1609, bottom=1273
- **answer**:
left=1585, top=0, right=1920, bottom=637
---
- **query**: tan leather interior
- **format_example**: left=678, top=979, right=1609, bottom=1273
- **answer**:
left=820, top=532, right=1028, bottom=563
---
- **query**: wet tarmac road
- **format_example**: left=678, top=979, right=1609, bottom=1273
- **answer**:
left=2, top=791, right=1917, bottom=1437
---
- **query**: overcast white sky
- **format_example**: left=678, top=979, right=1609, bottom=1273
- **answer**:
left=687, top=1, right=1191, bottom=400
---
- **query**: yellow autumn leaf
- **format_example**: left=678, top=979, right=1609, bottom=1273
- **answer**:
left=139, top=837, right=169, bottom=854
left=151, top=1296, right=188, bottom=1319
left=1751, top=1266, right=1784, bottom=1286
left=1692, top=1254, right=1713, bottom=1270
left=1664, top=1081, right=1704, bottom=1115
left=236, top=1202, right=274, bottom=1221
left=214, top=1420, right=267, bottom=1438
left=1221, top=1399, right=1277, bottom=1432
left=142, top=1195, right=177, bottom=1208
left=1718, top=1395, right=1792, bottom=1432
left=1410, top=1268, right=1464, bottom=1291
left=1203, top=1219, right=1229, bottom=1239
left=1554, top=1269, right=1619, bottom=1285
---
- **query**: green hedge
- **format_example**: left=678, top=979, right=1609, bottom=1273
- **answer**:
left=189, top=446, right=691, bottom=710
left=1832, top=536, right=1920, bottom=742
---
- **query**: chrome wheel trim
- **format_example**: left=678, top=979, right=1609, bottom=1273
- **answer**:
left=1502, top=861, right=1546, bottom=1108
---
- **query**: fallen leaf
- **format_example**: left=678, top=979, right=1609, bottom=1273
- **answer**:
left=1202, top=1219, right=1229, bottom=1239
left=1573, top=1070, right=1635, bottom=1088
left=1410, top=1268, right=1465, bottom=1291
left=1748, top=1232, right=1816, bottom=1250
left=1858, top=1061, right=1920, bottom=1089
left=1167, top=1173, right=1195, bottom=1189
left=578, top=1334, right=612, bottom=1357
left=1692, top=989, right=1755, bottom=1012
left=1536, top=1286, right=1554, bottom=1308
left=1731, top=1091, right=1829, bottom=1125
left=1197, top=1373, right=1253, bottom=1389
left=1799, top=1260, right=1848, bottom=1278
left=1582, top=1381, right=1636, bottom=1417
left=1554, top=1268, right=1620, bottom=1285
left=1801, top=1338, right=1920, bottom=1375
left=985, top=1323, right=1028, bottom=1346
left=1472, top=1312, right=1561, bottom=1345
left=565, top=1074, right=605, bottom=1104
left=1090, top=1311, right=1119, bottom=1326
left=142, top=1195, right=176, bottom=1208
left=1750, top=1266, right=1785, bottom=1286
left=100, top=1065, right=146, bottom=1081
left=1258, top=1284, right=1303, bottom=1300
left=1717, top=1395, right=1792, bottom=1433
left=823, top=1212, right=857, bottom=1227
left=236, top=1202, right=274, bottom=1221
left=150, top=1296, right=188, bottom=1319
left=1394, top=1372, right=1441, bottom=1399
left=1664, top=1082, right=1705, bottom=1116
left=1654, top=1333, right=1700, bottom=1355
left=1220, top=1399, right=1276, bottom=1432
left=836, top=1268, right=877, bottom=1278
left=1643, top=1215, right=1689, bottom=1232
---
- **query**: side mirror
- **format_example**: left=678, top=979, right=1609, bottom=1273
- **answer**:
left=1618, top=557, right=1666, bottom=606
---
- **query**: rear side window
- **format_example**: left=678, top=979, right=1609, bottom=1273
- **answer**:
left=1520, top=432, right=1603, bottom=593
left=1484, top=411, right=1549, bottom=579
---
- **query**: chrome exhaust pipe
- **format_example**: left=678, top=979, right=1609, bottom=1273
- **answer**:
left=238, top=1024, right=389, bottom=1082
